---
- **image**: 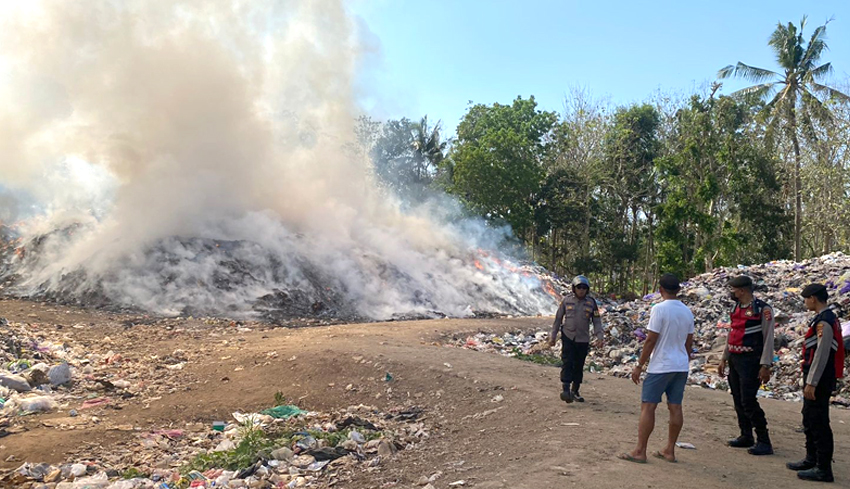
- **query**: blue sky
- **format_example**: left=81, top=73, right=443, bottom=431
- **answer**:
left=351, top=0, right=850, bottom=134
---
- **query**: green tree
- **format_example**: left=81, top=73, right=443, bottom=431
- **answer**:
left=448, top=96, right=557, bottom=238
left=600, top=104, right=660, bottom=293
left=655, top=90, right=791, bottom=278
left=718, top=16, right=850, bottom=260
left=371, top=116, right=447, bottom=204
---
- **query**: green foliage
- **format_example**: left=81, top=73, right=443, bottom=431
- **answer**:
left=122, top=468, right=149, bottom=480
left=274, top=391, right=286, bottom=406
left=183, top=421, right=277, bottom=473
left=718, top=17, right=849, bottom=260
left=655, top=93, right=792, bottom=278
left=510, top=348, right=562, bottom=367
left=448, top=96, right=557, bottom=236
left=371, top=116, right=448, bottom=204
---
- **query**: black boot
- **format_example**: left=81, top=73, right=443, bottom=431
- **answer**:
left=727, top=435, right=754, bottom=448
left=797, top=467, right=834, bottom=483
left=571, top=383, right=584, bottom=402
left=748, top=431, right=772, bottom=455
left=747, top=441, right=773, bottom=455
left=560, top=390, right=574, bottom=403
left=786, top=458, right=817, bottom=471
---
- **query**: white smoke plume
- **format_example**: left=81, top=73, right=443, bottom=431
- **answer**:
left=0, top=0, right=559, bottom=320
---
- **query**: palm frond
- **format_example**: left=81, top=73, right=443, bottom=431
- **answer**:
left=809, top=62, right=833, bottom=80
left=731, top=82, right=777, bottom=101
left=717, top=65, right=736, bottom=79
left=801, top=90, right=831, bottom=120
left=810, top=83, right=850, bottom=103
left=717, top=62, right=779, bottom=83
left=764, top=85, right=794, bottom=113
left=768, top=22, right=791, bottom=52
left=801, top=38, right=827, bottom=71
left=769, top=21, right=803, bottom=70
left=798, top=97, right=822, bottom=144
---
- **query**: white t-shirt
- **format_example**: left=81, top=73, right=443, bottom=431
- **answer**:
left=646, top=299, right=695, bottom=374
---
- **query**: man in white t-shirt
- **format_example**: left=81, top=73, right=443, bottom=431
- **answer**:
left=619, top=273, right=695, bottom=464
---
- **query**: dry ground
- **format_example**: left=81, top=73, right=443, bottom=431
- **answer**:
left=1, top=298, right=848, bottom=488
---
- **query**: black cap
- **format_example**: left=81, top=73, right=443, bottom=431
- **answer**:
left=659, top=273, right=681, bottom=292
left=728, top=275, right=753, bottom=288
left=801, top=283, right=827, bottom=298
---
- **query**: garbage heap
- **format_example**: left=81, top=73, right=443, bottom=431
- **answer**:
left=451, top=252, right=850, bottom=406
left=0, top=317, right=204, bottom=430
left=4, top=403, right=428, bottom=488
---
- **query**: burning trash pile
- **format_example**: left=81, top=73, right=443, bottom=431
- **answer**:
left=0, top=224, right=564, bottom=324
left=450, top=252, right=850, bottom=405
left=4, top=403, right=429, bottom=488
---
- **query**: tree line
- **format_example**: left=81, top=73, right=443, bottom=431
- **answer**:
left=358, top=17, right=850, bottom=296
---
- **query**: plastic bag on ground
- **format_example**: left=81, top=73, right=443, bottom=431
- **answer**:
left=260, top=405, right=307, bottom=419
left=19, top=395, right=56, bottom=413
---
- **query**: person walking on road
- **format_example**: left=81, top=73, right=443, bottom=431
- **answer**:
left=548, top=275, right=604, bottom=403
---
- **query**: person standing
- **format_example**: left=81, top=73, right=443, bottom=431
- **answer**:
left=786, top=283, right=845, bottom=483
left=619, top=273, right=694, bottom=464
left=717, top=275, right=775, bottom=455
left=548, top=275, right=604, bottom=403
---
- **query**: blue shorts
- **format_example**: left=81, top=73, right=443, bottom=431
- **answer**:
left=641, top=372, right=688, bottom=404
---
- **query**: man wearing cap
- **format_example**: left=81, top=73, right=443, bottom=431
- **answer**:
left=786, top=283, right=845, bottom=482
left=548, top=275, right=604, bottom=403
left=718, top=275, right=775, bottom=456
left=619, top=273, right=694, bottom=464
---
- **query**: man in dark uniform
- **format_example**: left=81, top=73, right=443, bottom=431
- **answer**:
left=786, top=283, right=845, bottom=483
left=717, top=275, right=775, bottom=455
left=548, top=275, right=604, bottom=403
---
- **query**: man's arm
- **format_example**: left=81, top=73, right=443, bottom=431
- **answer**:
left=806, top=321, right=834, bottom=387
left=631, top=331, right=659, bottom=384
left=685, top=333, right=694, bottom=359
left=638, top=331, right=660, bottom=366
left=591, top=299, right=604, bottom=342
left=759, top=306, right=775, bottom=366
left=549, top=300, right=565, bottom=345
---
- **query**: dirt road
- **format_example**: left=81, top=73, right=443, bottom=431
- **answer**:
left=1, top=298, right=848, bottom=488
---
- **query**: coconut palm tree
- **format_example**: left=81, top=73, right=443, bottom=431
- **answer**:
left=718, top=16, right=850, bottom=260
left=411, top=116, right=447, bottom=181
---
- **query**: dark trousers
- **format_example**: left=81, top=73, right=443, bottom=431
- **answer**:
left=802, top=376, right=835, bottom=472
left=560, top=336, right=589, bottom=392
left=728, top=353, right=769, bottom=441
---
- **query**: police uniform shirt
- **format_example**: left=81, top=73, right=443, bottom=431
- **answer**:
left=551, top=294, right=603, bottom=343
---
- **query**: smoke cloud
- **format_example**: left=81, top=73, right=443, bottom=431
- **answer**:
left=0, top=0, right=558, bottom=320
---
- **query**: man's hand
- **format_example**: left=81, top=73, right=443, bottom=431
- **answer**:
left=718, top=359, right=726, bottom=378
left=594, top=339, right=604, bottom=349
left=804, top=384, right=816, bottom=400
left=758, top=366, right=771, bottom=384
left=547, top=335, right=557, bottom=348
left=631, top=365, right=643, bottom=385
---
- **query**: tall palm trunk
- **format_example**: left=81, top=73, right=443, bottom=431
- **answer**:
left=789, top=107, right=802, bottom=261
